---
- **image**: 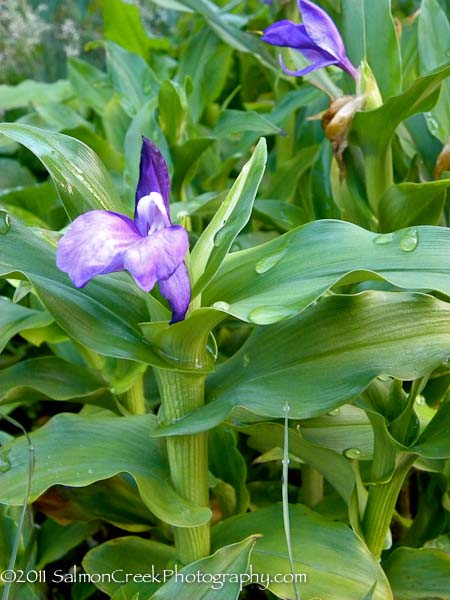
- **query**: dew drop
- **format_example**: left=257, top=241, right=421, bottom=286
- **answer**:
left=0, top=450, right=11, bottom=473
left=400, top=228, right=419, bottom=252
left=255, top=249, right=286, bottom=274
left=0, top=211, right=10, bottom=235
left=243, top=353, right=251, bottom=367
left=248, top=305, right=297, bottom=325
left=212, top=301, right=230, bottom=312
left=344, top=448, right=361, bottom=459
left=374, top=232, right=394, bottom=245
left=415, top=395, right=426, bottom=406
left=88, top=468, right=94, bottom=475
left=442, top=355, right=450, bottom=368
left=328, top=408, right=340, bottom=416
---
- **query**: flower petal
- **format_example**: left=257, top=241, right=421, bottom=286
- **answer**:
left=159, top=262, right=191, bottom=323
left=136, top=137, right=171, bottom=216
left=279, top=53, right=337, bottom=77
left=122, top=225, right=189, bottom=293
left=56, top=211, right=140, bottom=287
left=298, top=0, right=357, bottom=77
left=135, top=192, right=171, bottom=236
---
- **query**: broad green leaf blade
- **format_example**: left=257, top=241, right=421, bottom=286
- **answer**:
left=0, top=80, right=72, bottom=111
left=68, top=58, right=113, bottom=115
left=412, top=401, right=450, bottom=459
left=203, top=220, right=450, bottom=322
left=0, top=217, right=171, bottom=367
left=209, top=425, right=250, bottom=516
left=83, top=537, right=175, bottom=598
left=191, top=138, right=267, bottom=296
left=0, top=357, right=114, bottom=409
left=383, top=547, right=450, bottom=599
left=103, top=0, right=152, bottom=59
left=104, top=42, right=160, bottom=117
left=352, top=62, right=450, bottom=156
left=152, top=536, right=257, bottom=600
left=242, top=423, right=356, bottom=504
left=0, top=124, right=123, bottom=219
left=342, top=0, right=401, bottom=99
left=379, top=181, right=450, bottom=232
left=213, top=110, right=284, bottom=138
left=156, top=292, right=450, bottom=435
left=175, top=0, right=277, bottom=73
left=418, top=0, right=450, bottom=142
left=212, top=504, right=392, bottom=600
left=36, top=521, right=98, bottom=569
left=0, top=297, right=52, bottom=352
left=0, top=414, right=211, bottom=528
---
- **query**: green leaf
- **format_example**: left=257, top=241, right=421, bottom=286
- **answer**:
left=379, top=181, right=450, bottom=232
left=212, top=504, right=392, bottom=600
left=191, top=138, right=267, bottom=295
left=203, top=221, right=450, bottom=322
left=83, top=537, right=175, bottom=598
left=68, top=58, right=113, bottom=115
left=213, top=110, right=284, bottom=138
left=0, top=124, right=123, bottom=219
left=242, top=422, right=356, bottom=504
left=171, top=138, right=215, bottom=196
left=412, top=401, right=450, bottom=458
left=0, top=357, right=114, bottom=409
left=177, top=29, right=232, bottom=122
left=158, top=80, right=188, bottom=145
left=209, top=425, right=250, bottom=516
left=104, top=42, right=160, bottom=117
left=156, top=292, right=450, bottom=434
left=418, top=0, right=450, bottom=142
left=36, top=520, right=98, bottom=569
left=0, top=80, right=72, bottom=111
left=383, top=547, right=450, bottom=599
left=0, top=158, right=35, bottom=189
left=0, top=297, right=52, bottom=352
left=342, top=0, right=401, bottom=99
left=174, top=0, right=277, bottom=73
left=103, top=0, right=152, bottom=59
left=0, top=217, right=171, bottom=367
left=152, top=536, right=258, bottom=600
left=0, top=413, right=211, bottom=527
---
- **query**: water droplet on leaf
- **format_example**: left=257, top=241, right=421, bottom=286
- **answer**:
left=248, top=306, right=297, bottom=325
left=400, top=228, right=419, bottom=252
left=212, top=301, right=230, bottom=312
left=415, top=395, right=426, bottom=406
left=344, top=448, right=361, bottom=459
left=374, top=232, right=394, bottom=245
left=328, top=408, right=340, bottom=416
left=243, top=353, right=251, bottom=367
left=255, top=249, right=287, bottom=274
left=0, top=211, right=10, bottom=234
left=0, top=450, right=11, bottom=473
left=378, top=374, right=391, bottom=382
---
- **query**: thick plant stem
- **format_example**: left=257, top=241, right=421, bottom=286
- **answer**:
left=155, top=368, right=210, bottom=564
left=119, top=377, right=146, bottom=415
left=365, top=142, right=394, bottom=216
left=302, top=464, right=324, bottom=507
left=362, top=454, right=416, bottom=558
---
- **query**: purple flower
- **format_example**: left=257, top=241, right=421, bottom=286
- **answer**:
left=57, top=138, right=191, bottom=323
left=262, top=0, right=357, bottom=79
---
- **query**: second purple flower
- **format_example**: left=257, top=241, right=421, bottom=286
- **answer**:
left=262, top=0, right=358, bottom=79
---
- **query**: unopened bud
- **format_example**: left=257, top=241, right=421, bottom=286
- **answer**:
left=434, top=139, right=450, bottom=180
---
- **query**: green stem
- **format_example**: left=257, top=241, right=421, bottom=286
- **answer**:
left=155, top=368, right=210, bottom=564
left=118, top=376, right=146, bottom=415
left=362, top=454, right=416, bottom=557
left=365, top=141, right=394, bottom=217
left=302, top=464, right=324, bottom=507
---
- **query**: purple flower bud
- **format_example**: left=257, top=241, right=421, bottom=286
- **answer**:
left=56, top=138, right=191, bottom=323
left=262, top=0, right=357, bottom=79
